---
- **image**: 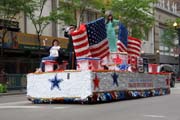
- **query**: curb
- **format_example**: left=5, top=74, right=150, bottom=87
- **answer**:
left=0, top=91, right=26, bottom=96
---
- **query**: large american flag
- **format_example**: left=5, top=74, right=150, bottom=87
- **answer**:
left=70, top=24, right=91, bottom=58
left=117, top=23, right=142, bottom=57
left=71, top=18, right=109, bottom=59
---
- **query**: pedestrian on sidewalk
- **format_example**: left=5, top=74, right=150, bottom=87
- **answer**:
left=0, top=67, right=8, bottom=93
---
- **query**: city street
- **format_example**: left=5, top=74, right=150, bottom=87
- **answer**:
left=0, top=84, right=180, bottom=120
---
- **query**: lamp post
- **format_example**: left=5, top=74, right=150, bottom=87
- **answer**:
left=156, top=49, right=160, bottom=64
left=173, top=22, right=180, bottom=77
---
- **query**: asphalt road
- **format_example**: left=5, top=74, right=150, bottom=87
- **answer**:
left=0, top=84, right=180, bottom=120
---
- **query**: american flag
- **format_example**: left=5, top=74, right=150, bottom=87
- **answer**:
left=127, top=36, right=142, bottom=57
left=117, top=23, right=128, bottom=52
left=70, top=24, right=91, bottom=58
left=117, top=23, right=141, bottom=57
left=71, top=17, right=109, bottom=59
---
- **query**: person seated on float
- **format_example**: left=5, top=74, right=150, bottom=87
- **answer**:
left=39, top=39, right=63, bottom=72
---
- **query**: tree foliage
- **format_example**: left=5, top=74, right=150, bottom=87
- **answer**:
left=24, top=0, right=60, bottom=37
left=0, top=0, right=25, bottom=56
left=23, top=0, right=62, bottom=50
left=160, top=18, right=180, bottom=49
left=58, top=0, right=104, bottom=27
left=109, top=0, right=157, bottom=39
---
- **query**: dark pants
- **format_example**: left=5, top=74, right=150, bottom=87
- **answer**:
left=68, top=52, right=76, bottom=70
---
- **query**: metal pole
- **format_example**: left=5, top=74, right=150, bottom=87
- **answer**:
left=177, top=28, right=180, bottom=77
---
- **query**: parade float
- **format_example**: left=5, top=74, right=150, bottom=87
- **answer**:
left=27, top=52, right=170, bottom=104
left=27, top=18, right=170, bottom=104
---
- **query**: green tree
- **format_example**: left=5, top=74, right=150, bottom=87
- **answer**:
left=59, top=0, right=104, bottom=27
left=23, top=0, right=61, bottom=51
left=110, top=0, right=157, bottom=39
left=0, top=0, right=25, bottom=56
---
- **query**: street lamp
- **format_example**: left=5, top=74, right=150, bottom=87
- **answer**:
left=173, top=22, right=180, bottom=77
left=156, top=49, right=160, bottom=64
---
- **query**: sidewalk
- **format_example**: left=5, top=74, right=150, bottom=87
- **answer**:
left=0, top=89, right=26, bottom=96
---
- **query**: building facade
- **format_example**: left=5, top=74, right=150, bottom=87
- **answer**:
left=0, top=0, right=101, bottom=74
left=141, top=0, right=180, bottom=71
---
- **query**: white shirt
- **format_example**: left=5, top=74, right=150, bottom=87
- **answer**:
left=49, top=46, right=60, bottom=57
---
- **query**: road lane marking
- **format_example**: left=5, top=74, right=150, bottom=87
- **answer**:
left=0, top=101, right=69, bottom=110
left=144, top=114, right=166, bottom=118
left=0, top=105, right=68, bottom=109
left=0, top=101, right=29, bottom=106
left=53, top=107, right=68, bottom=109
left=0, top=106, right=42, bottom=109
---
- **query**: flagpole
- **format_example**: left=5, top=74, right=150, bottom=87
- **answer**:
left=72, top=51, right=74, bottom=69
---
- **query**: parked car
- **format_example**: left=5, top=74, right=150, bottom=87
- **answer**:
left=157, top=64, right=176, bottom=87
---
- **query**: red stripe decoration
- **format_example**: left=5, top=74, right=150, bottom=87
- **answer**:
left=127, top=36, right=142, bottom=57
left=90, top=39, right=109, bottom=58
left=117, top=40, right=127, bottom=52
left=117, top=36, right=142, bottom=57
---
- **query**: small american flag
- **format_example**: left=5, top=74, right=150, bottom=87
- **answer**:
left=117, top=23, right=128, bottom=52
left=71, top=17, right=109, bottom=59
left=117, top=23, right=141, bottom=57
left=127, top=36, right=142, bottom=57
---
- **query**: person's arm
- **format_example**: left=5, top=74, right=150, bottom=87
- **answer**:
left=45, top=46, right=51, bottom=52
left=64, top=31, right=70, bottom=38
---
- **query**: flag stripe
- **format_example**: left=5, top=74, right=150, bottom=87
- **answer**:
left=90, top=39, right=109, bottom=58
left=127, top=50, right=140, bottom=56
left=117, top=41, right=127, bottom=52
left=75, top=49, right=91, bottom=58
left=73, top=39, right=89, bottom=50
left=128, top=45, right=141, bottom=52
left=128, top=36, right=141, bottom=43
left=73, top=34, right=88, bottom=43
left=128, top=41, right=141, bottom=48
left=90, top=39, right=108, bottom=52
left=127, top=36, right=141, bottom=57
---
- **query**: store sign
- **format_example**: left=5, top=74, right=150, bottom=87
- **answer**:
left=0, top=31, right=68, bottom=49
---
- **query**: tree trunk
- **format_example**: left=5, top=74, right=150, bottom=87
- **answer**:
left=37, top=33, right=41, bottom=58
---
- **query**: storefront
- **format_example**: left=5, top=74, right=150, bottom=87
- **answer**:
left=0, top=31, right=68, bottom=74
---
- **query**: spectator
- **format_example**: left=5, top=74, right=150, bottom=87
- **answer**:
left=0, top=68, right=7, bottom=93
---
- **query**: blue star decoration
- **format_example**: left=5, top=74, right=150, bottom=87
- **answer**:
left=118, top=60, right=129, bottom=71
left=49, top=74, right=63, bottom=90
left=111, top=72, right=119, bottom=87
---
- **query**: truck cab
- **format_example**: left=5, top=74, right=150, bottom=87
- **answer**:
left=157, top=64, right=176, bottom=87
